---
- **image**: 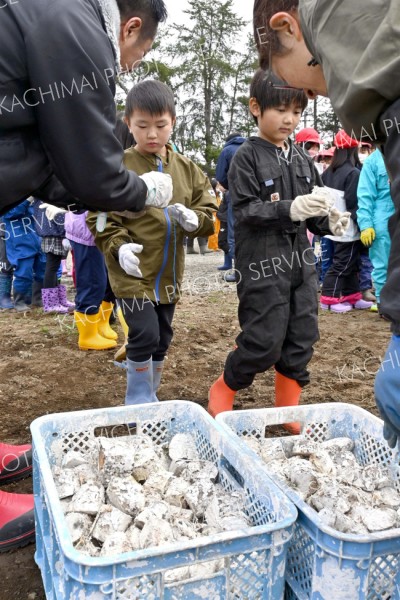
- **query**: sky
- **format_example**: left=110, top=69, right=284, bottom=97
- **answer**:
left=164, top=0, right=253, bottom=30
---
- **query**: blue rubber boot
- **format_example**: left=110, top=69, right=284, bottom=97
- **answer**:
left=217, top=253, right=233, bottom=271
left=125, top=358, right=153, bottom=406
left=152, top=360, right=164, bottom=402
left=375, top=335, right=400, bottom=448
left=0, top=274, right=13, bottom=310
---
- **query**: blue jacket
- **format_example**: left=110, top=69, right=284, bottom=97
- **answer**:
left=31, top=199, right=65, bottom=238
left=357, top=150, right=395, bottom=235
left=216, top=137, right=246, bottom=189
left=2, top=201, right=42, bottom=264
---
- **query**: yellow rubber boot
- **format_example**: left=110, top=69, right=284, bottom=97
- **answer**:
left=208, top=373, right=236, bottom=418
left=114, top=306, right=129, bottom=363
left=275, top=371, right=301, bottom=435
left=97, top=301, right=118, bottom=340
left=74, top=312, right=117, bottom=351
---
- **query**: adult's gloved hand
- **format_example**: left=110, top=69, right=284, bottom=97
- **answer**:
left=328, top=208, right=351, bottom=236
left=360, top=227, right=376, bottom=247
left=167, top=203, right=199, bottom=232
left=39, top=203, right=67, bottom=221
left=290, top=186, right=333, bottom=222
left=375, top=335, right=400, bottom=449
left=118, top=243, right=143, bottom=278
left=140, top=172, right=173, bottom=209
left=62, top=239, right=72, bottom=252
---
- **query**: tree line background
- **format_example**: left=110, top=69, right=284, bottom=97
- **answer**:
left=117, top=0, right=341, bottom=176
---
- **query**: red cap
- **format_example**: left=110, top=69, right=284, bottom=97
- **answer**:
left=318, top=146, right=335, bottom=158
left=295, top=128, right=322, bottom=145
left=334, top=130, right=359, bottom=149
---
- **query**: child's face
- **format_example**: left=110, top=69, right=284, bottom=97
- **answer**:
left=127, top=110, right=175, bottom=155
left=268, top=12, right=328, bottom=99
left=119, top=18, right=154, bottom=73
left=250, top=99, right=302, bottom=147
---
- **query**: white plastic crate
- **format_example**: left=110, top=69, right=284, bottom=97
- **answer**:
left=31, top=401, right=297, bottom=599
left=217, top=403, right=400, bottom=600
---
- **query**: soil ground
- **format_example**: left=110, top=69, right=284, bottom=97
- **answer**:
left=0, top=249, right=392, bottom=599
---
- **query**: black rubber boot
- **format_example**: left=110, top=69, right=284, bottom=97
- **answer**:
left=13, top=292, right=31, bottom=313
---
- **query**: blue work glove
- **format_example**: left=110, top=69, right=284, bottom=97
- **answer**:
left=375, top=335, right=400, bottom=448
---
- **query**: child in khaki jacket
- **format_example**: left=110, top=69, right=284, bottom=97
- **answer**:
left=87, top=80, right=217, bottom=406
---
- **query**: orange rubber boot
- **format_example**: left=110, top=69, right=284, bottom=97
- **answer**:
left=208, top=373, right=236, bottom=418
left=275, top=371, right=302, bottom=435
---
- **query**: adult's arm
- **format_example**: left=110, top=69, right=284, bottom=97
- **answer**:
left=24, top=0, right=147, bottom=213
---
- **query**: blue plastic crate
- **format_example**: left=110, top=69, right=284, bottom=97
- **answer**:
left=31, top=401, right=297, bottom=599
left=217, top=403, right=400, bottom=600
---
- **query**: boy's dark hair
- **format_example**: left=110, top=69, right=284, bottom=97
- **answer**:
left=250, top=68, right=307, bottom=124
left=253, top=0, right=299, bottom=70
left=226, top=132, right=242, bottom=142
left=116, top=0, right=167, bottom=39
left=125, top=80, right=176, bottom=119
left=330, top=147, right=360, bottom=172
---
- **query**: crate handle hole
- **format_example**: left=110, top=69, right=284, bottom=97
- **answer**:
left=52, top=432, right=59, bottom=438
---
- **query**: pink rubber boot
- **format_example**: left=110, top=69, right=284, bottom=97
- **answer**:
left=342, top=292, right=373, bottom=310
left=320, top=296, right=353, bottom=313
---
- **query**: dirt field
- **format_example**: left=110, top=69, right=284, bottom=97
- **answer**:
left=0, top=251, right=392, bottom=599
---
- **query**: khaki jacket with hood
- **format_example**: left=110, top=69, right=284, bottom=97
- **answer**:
left=300, top=0, right=400, bottom=141
left=87, top=145, right=217, bottom=303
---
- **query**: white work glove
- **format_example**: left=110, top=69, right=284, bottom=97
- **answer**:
left=290, top=186, right=334, bottom=222
left=167, top=203, right=199, bottom=232
left=62, top=238, right=72, bottom=252
left=39, top=203, right=67, bottom=221
left=140, top=172, right=173, bottom=209
left=328, top=208, right=351, bottom=236
left=118, top=243, right=143, bottom=278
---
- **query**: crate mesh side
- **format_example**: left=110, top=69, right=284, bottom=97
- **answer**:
left=194, top=429, right=219, bottom=465
left=367, top=555, right=398, bottom=600
left=115, top=574, right=160, bottom=600
left=61, top=430, right=95, bottom=454
left=230, top=549, right=273, bottom=598
left=285, top=522, right=314, bottom=599
left=356, top=431, right=400, bottom=491
left=140, top=420, right=171, bottom=445
left=303, top=421, right=329, bottom=442
left=284, top=582, right=300, bottom=599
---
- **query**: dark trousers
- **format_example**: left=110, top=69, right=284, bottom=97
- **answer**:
left=379, top=99, right=400, bottom=332
left=359, top=247, right=373, bottom=291
left=224, top=234, right=319, bottom=390
left=71, top=242, right=107, bottom=314
left=320, top=236, right=334, bottom=282
left=43, top=252, right=62, bottom=288
left=120, top=299, right=175, bottom=362
left=321, top=240, right=362, bottom=298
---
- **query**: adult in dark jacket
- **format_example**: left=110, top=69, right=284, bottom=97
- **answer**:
left=0, top=0, right=171, bottom=218
left=253, top=0, right=400, bottom=449
left=215, top=133, right=246, bottom=273
left=0, top=0, right=170, bottom=554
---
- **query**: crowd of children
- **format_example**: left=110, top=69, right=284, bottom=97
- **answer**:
left=1, top=0, right=398, bottom=560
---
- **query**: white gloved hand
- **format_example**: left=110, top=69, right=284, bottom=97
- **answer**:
left=328, top=208, right=351, bottom=236
left=140, top=172, right=173, bottom=209
left=39, top=203, right=67, bottom=221
left=167, top=203, right=199, bottom=232
left=118, top=243, right=143, bottom=278
left=62, top=238, right=72, bottom=252
left=290, top=186, right=334, bottom=222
